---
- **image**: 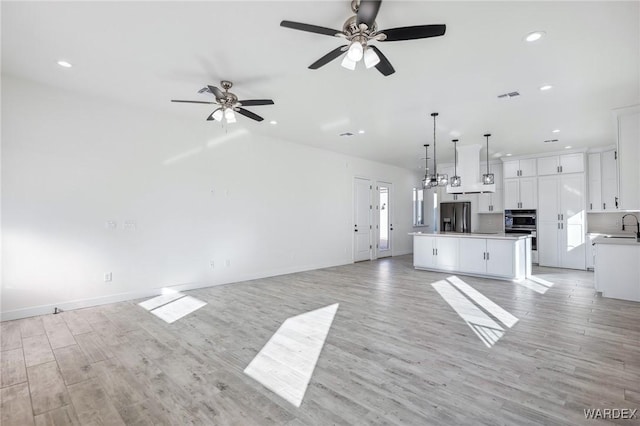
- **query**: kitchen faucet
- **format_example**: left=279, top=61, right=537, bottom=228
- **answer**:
left=621, top=214, right=640, bottom=241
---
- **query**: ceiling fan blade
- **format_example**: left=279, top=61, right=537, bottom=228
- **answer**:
left=238, top=99, right=275, bottom=106
left=369, top=46, right=395, bottom=76
left=309, top=45, right=348, bottom=69
left=207, top=85, right=225, bottom=99
left=357, top=0, right=382, bottom=28
left=380, top=24, right=446, bottom=42
left=236, top=108, right=264, bottom=122
left=280, top=20, right=341, bottom=37
left=171, top=100, right=216, bottom=104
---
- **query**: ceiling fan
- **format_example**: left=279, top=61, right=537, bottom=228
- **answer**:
left=280, top=0, right=446, bottom=76
left=171, top=80, right=274, bottom=123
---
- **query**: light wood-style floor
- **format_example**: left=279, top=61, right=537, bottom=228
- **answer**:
left=1, top=255, right=639, bottom=425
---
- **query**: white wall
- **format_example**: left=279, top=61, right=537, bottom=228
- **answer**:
left=1, top=75, right=419, bottom=320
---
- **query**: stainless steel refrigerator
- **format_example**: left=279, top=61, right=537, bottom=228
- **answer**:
left=440, top=202, right=471, bottom=233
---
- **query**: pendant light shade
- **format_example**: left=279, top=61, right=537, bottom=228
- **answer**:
left=427, top=113, right=448, bottom=186
left=450, top=139, right=462, bottom=187
left=482, top=133, right=495, bottom=185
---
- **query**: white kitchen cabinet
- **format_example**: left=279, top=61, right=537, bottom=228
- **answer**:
left=451, top=237, right=516, bottom=278
left=504, top=177, right=537, bottom=209
left=414, top=235, right=436, bottom=269
left=587, top=153, right=602, bottom=212
left=615, top=106, right=640, bottom=211
left=458, top=238, right=487, bottom=274
left=413, top=235, right=459, bottom=271
left=588, top=149, right=619, bottom=211
left=537, top=174, right=586, bottom=269
left=537, top=153, right=585, bottom=176
left=503, top=158, right=537, bottom=178
left=478, top=189, right=503, bottom=213
left=594, top=240, right=640, bottom=302
left=601, top=150, right=619, bottom=210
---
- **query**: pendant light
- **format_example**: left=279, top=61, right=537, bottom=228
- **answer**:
left=482, top=133, right=495, bottom=185
left=450, top=139, right=461, bottom=187
left=422, top=144, right=431, bottom=189
left=427, top=113, right=448, bottom=186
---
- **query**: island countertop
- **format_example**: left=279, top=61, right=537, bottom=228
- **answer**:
left=409, top=232, right=531, bottom=241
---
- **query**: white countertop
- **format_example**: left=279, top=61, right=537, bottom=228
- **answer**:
left=409, top=232, right=530, bottom=240
left=593, top=236, right=640, bottom=246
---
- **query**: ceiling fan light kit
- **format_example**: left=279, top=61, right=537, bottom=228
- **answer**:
left=171, top=80, right=274, bottom=124
left=280, top=0, right=446, bottom=76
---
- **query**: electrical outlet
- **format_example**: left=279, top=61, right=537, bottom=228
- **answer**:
left=104, top=272, right=112, bottom=282
left=225, top=259, right=231, bottom=267
left=209, top=260, right=215, bottom=269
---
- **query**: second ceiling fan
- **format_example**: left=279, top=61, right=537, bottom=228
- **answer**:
left=280, top=0, right=446, bottom=76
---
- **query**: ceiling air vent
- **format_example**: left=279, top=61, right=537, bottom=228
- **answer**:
left=497, top=91, right=520, bottom=99
left=340, top=132, right=354, bottom=137
left=544, top=139, right=559, bottom=143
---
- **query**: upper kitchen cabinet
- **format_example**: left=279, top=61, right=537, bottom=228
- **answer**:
left=537, top=153, right=585, bottom=176
left=504, top=177, right=537, bottom=210
left=587, top=148, right=619, bottom=211
left=615, top=105, right=640, bottom=211
left=503, top=158, right=537, bottom=178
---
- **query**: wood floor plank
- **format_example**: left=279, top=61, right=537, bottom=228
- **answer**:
left=42, top=315, right=76, bottom=350
left=0, top=348, right=27, bottom=388
left=0, top=382, right=35, bottom=426
left=67, top=378, right=125, bottom=425
left=53, top=345, right=94, bottom=386
left=22, top=334, right=55, bottom=367
left=27, top=361, right=70, bottom=415
left=1, top=257, right=639, bottom=424
left=34, top=405, right=81, bottom=426
left=19, top=317, right=46, bottom=338
left=60, top=311, right=93, bottom=336
left=74, top=332, right=114, bottom=363
left=0, top=321, right=23, bottom=351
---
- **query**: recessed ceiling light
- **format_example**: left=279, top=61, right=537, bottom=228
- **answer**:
left=525, top=31, right=545, bottom=42
left=565, top=145, right=572, bottom=149
left=539, top=85, right=553, bottom=91
left=552, top=129, right=560, bottom=133
left=57, top=60, right=72, bottom=68
left=269, top=120, right=277, bottom=125
left=505, top=153, right=512, bottom=157
left=358, top=130, right=365, bottom=134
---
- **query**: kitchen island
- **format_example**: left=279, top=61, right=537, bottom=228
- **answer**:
left=594, top=236, right=640, bottom=302
left=410, top=232, right=532, bottom=281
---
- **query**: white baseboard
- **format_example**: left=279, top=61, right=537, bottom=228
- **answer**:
left=0, top=259, right=353, bottom=322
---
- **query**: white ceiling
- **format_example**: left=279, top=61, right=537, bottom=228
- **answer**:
left=2, top=1, right=639, bottom=170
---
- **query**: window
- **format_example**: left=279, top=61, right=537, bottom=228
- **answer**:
left=413, top=188, right=424, bottom=226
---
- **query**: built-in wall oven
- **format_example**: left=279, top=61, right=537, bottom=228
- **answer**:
left=505, top=210, right=537, bottom=257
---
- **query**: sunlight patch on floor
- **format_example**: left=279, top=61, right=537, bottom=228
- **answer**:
left=515, top=275, right=555, bottom=294
left=138, top=292, right=206, bottom=323
left=432, top=277, right=519, bottom=348
left=244, top=303, right=339, bottom=407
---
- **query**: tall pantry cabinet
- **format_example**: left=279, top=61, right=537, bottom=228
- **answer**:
left=537, top=154, right=586, bottom=269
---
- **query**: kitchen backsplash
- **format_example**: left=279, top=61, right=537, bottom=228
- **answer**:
left=587, top=212, right=640, bottom=234
left=477, top=214, right=504, bottom=234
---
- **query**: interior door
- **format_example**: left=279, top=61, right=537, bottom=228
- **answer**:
left=354, top=177, right=372, bottom=262
left=376, top=182, right=393, bottom=258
